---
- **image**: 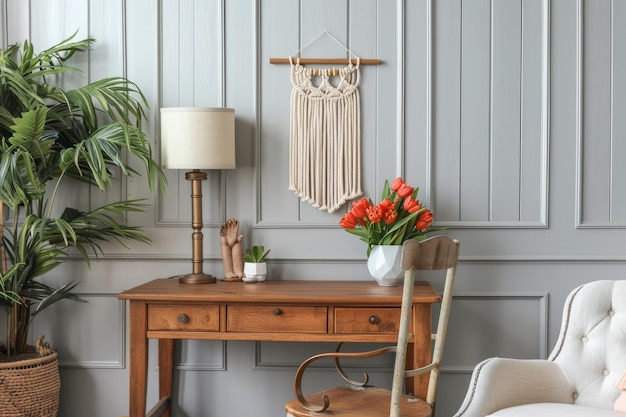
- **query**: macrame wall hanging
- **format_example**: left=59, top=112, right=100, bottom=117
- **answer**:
left=270, top=32, right=381, bottom=213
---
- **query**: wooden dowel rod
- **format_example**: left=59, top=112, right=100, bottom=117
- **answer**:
left=269, top=57, right=381, bottom=65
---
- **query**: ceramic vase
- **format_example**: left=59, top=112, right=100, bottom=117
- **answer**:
left=367, top=245, right=404, bottom=286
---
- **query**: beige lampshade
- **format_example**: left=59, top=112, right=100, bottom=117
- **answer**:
left=160, top=107, right=236, bottom=169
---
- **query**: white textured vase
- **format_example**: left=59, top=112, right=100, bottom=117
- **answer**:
left=367, top=245, right=404, bottom=286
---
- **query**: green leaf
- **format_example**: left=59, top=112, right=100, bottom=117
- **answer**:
left=243, top=246, right=271, bottom=263
left=0, top=33, right=167, bottom=355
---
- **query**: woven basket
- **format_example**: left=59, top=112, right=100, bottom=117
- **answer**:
left=0, top=351, right=60, bottom=417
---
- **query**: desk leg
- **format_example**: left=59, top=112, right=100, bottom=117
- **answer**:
left=412, top=303, right=432, bottom=401
left=406, top=342, right=415, bottom=395
left=129, top=301, right=148, bottom=417
left=158, top=339, right=174, bottom=417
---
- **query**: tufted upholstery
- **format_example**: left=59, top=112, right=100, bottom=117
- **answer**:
left=454, top=280, right=626, bottom=417
left=550, top=280, right=626, bottom=408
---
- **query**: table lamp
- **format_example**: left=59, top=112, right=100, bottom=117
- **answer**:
left=160, top=107, right=236, bottom=284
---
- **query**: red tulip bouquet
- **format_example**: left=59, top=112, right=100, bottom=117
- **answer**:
left=339, top=177, right=444, bottom=256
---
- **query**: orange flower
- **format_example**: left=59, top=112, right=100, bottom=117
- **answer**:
left=396, top=183, right=414, bottom=198
left=350, top=197, right=370, bottom=219
left=378, top=198, right=394, bottom=212
left=366, top=204, right=384, bottom=223
left=339, top=212, right=358, bottom=229
left=383, top=209, right=398, bottom=225
left=403, top=196, right=421, bottom=214
left=339, top=177, right=445, bottom=256
left=391, top=177, right=404, bottom=192
left=416, top=209, right=433, bottom=231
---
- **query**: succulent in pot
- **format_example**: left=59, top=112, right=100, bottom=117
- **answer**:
left=0, top=32, right=166, bottom=359
left=242, top=245, right=270, bottom=282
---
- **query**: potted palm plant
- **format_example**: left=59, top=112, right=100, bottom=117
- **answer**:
left=0, top=33, right=165, bottom=415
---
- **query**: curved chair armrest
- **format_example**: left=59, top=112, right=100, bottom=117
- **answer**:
left=293, top=343, right=396, bottom=412
left=453, top=357, right=574, bottom=417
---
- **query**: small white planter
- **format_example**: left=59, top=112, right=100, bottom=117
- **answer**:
left=243, top=262, right=267, bottom=282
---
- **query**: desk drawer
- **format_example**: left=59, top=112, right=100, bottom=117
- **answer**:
left=334, top=307, right=402, bottom=333
left=148, top=305, right=220, bottom=331
left=227, top=305, right=327, bottom=333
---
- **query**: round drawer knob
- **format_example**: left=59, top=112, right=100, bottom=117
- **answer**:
left=273, top=308, right=282, bottom=316
left=369, top=315, right=379, bottom=324
left=178, top=314, right=189, bottom=323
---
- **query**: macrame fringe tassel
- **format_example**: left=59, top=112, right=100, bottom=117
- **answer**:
left=288, top=63, right=362, bottom=213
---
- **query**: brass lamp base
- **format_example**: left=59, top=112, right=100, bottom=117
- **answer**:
left=179, top=273, right=217, bottom=284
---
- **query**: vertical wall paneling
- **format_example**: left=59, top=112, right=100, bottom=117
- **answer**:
left=435, top=0, right=549, bottom=228
left=5, top=1, right=625, bottom=416
left=611, top=0, right=626, bottom=221
left=26, top=2, right=93, bottom=218
left=520, top=0, right=549, bottom=223
left=89, top=0, right=127, bottom=212
left=0, top=0, right=6, bottom=47
left=404, top=0, right=432, bottom=195
left=577, top=0, right=626, bottom=227
left=575, top=0, right=585, bottom=228
left=126, top=0, right=160, bottom=228
left=371, top=1, right=401, bottom=198
left=258, top=0, right=300, bottom=225
left=577, top=0, right=611, bottom=226
left=5, top=0, right=28, bottom=44
left=159, top=0, right=226, bottom=229
left=460, top=0, right=491, bottom=222
left=222, top=0, right=257, bottom=227
left=396, top=0, right=406, bottom=178
left=491, top=0, right=523, bottom=221
left=258, top=0, right=401, bottom=228
left=433, top=0, right=462, bottom=223
left=30, top=1, right=89, bottom=88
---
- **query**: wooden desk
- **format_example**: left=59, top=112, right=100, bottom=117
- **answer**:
left=118, top=279, right=441, bottom=417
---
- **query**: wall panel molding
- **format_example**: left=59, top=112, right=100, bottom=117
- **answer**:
left=32, top=292, right=127, bottom=369
left=435, top=0, right=550, bottom=229
left=444, top=292, right=549, bottom=373
left=575, top=0, right=626, bottom=228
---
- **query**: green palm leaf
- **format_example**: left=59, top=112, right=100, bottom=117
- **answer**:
left=0, top=33, right=166, bottom=356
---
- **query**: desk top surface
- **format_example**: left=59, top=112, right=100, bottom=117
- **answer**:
left=118, top=279, right=441, bottom=304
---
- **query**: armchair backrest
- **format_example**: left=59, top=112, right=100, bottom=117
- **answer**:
left=549, top=280, right=626, bottom=409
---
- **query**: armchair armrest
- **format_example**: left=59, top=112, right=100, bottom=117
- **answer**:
left=453, top=358, right=574, bottom=417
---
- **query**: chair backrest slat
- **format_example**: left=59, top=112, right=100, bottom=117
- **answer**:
left=402, top=236, right=459, bottom=271
left=391, top=236, right=460, bottom=417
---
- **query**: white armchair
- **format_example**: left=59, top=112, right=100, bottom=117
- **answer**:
left=454, top=280, right=626, bottom=417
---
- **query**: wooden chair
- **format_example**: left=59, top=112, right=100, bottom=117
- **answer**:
left=285, top=235, right=460, bottom=417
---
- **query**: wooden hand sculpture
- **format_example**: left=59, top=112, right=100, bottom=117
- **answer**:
left=220, top=218, right=244, bottom=281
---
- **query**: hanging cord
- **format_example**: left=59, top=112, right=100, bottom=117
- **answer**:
left=291, top=31, right=361, bottom=63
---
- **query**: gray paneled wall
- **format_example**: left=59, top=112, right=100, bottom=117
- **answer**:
left=1, top=0, right=624, bottom=416
left=434, top=0, right=549, bottom=227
